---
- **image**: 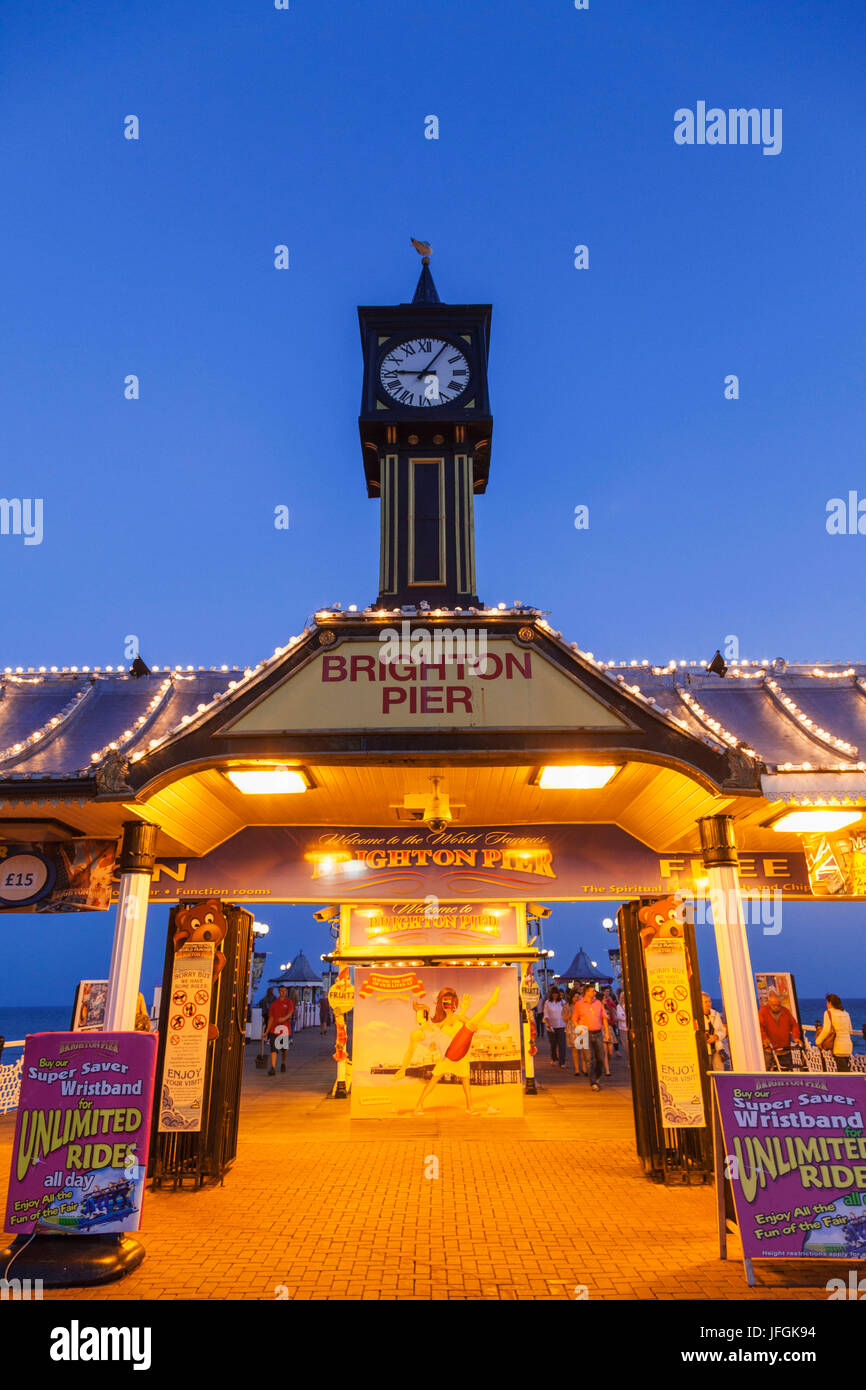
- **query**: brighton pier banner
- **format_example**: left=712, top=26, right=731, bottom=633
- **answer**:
left=138, top=823, right=814, bottom=905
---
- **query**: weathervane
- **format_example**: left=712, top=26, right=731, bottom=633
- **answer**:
left=410, top=237, right=432, bottom=265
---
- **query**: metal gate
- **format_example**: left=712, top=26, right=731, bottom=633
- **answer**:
left=618, top=898, right=714, bottom=1184
left=149, top=902, right=254, bottom=1189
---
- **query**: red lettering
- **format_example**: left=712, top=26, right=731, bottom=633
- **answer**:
left=505, top=651, right=532, bottom=679
left=482, top=849, right=502, bottom=867
left=365, top=851, right=387, bottom=869
left=350, top=655, right=376, bottom=681
left=388, top=663, right=415, bottom=681
left=321, top=655, right=347, bottom=682
left=388, top=851, right=412, bottom=867
left=421, top=687, right=444, bottom=713
left=432, top=850, right=455, bottom=866
left=454, top=849, right=475, bottom=867
left=419, top=661, right=446, bottom=681
left=476, top=653, right=502, bottom=680
left=383, top=688, right=406, bottom=713
left=447, top=686, right=473, bottom=712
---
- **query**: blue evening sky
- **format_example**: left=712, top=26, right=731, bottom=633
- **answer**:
left=1, top=0, right=864, bottom=1006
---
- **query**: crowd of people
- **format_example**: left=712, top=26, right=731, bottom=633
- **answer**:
left=538, top=982, right=860, bottom=1081
left=538, top=983, right=627, bottom=1092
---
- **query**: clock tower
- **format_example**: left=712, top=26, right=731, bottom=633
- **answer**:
left=358, top=249, right=492, bottom=609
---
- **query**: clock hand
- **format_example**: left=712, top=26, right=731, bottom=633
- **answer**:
left=414, top=344, right=448, bottom=378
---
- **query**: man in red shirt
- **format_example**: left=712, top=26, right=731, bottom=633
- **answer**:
left=266, top=986, right=295, bottom=1075
left=758, top=990, right=800, bottom=1071
left=571, top=983, right=610, bottom=1092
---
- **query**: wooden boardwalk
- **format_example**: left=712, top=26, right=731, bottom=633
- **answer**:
left=0, top=1030, right=845, bottom=1300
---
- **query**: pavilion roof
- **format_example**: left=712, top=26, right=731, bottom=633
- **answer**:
left=0, top=612, right=864, bottom=807
left=271, top=950, right=324, bottom=985
left=556, top=946, right=612, bottom=984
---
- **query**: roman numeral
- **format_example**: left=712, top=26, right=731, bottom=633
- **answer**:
left=447, top=354, right=463, bottom=364
left=418, top=339, right=432, bottom=353
left=398, top=390, right=412, bottom=404
left=447, top=381, right=463, bottom=393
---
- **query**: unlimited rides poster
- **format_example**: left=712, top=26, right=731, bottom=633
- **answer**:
left=351, top=966, right=524, bottom=1117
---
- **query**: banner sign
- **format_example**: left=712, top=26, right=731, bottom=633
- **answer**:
left=804, top=829, right=866, bottom=896
left=221, top=638, right=629, bottom=734
left=250, top=952, right=267, bottom=1000
left=143, top=824, right=813, bottom=904
left=358, top=970, right=426, bottom=1002
left=0, top=839, right=116, bottom=913
left=639, top=896, right=705, bottom=1128
left=158, top=941, right=214, bottom=1132
left=714, top=1073, right=866, bottom=1260
left=71, top=981, right=108, bottom=1033
left=346, top=902, right=519, bottom=950
left=4, top=1031, right=157, bottom=1236
left=351, top=965, right=523, bottom=1118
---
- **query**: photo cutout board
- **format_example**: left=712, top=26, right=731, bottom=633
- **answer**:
left=351, top=965, right=523, bottom=1118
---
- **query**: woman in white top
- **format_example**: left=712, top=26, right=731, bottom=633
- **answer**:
left=615, top=991, right=628, bottom=1059
left=816, top=993, right=854, bottom=1072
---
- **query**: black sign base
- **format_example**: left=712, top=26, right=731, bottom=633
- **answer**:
left=0, top=1233, right=145, bottom=1287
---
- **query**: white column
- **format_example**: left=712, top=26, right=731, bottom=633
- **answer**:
left=699, top=816, right=764, bottom=1073
left=103, top=821, right=158, bottom=1033
left=104, top=872, right=151, bottom=1031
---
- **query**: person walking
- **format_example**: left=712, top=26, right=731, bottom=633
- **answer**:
left=265, top=986, right=295, bottom=1075
left=701, top=993, right=727, bottom=1072
left=565, top=989, right=588, bottom=1076
left=571, top=982, right=609, bottom=1091
left=543, top=988, right=567, bottom=1068
left=615, top=990, right=628, bottom=1061
left=816, top=993, right=854, bottom=1072
left=601, top=986, right=618, bottom=1073
left=534, top=996, right=545, bottom=1040
left=758, top=989, right=801, bottom=1071
left=319, top=992, right=331, bottom=1035
left=562, top=990, right=575, bottom=1068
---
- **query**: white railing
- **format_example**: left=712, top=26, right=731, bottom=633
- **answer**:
left=0, top=1041, right=25, bottom=1114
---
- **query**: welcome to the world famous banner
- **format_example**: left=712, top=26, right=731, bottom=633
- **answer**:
left=4, top=1032, right=157, bottom=1236
left=141, top=824, right=814, bottom=904
left=714, top=1073, right=866, bottom=1261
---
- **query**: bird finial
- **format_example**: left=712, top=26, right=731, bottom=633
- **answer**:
left=411, top=237, right=432, bottom=265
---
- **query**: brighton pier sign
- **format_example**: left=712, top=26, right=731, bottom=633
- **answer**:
left=138, top=824, right=814, bottom=905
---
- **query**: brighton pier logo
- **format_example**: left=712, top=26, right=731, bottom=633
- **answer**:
left=674, top=103, right=782, bottom=156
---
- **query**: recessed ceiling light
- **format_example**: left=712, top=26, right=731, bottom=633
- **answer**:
left=226, top=767, right=307, bottom=795
left=537, top=765, right=619, bottom=790
left=771, top=809, right=862, bottom=834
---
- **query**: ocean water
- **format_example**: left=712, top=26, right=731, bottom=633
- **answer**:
left=0, top=1006, right=71, bottom=1055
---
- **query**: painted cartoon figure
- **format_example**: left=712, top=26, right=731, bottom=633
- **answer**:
left=395, top=1006, right=439, bottom=1079
left=413, top=985, right=509, bottom=1115
left=172, top=898, right=228, bottom=1039
left=638, top=895, right=683, bottom=950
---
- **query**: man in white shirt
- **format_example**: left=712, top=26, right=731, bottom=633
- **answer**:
left=701, top=992, right=727, bottom=1072
left=543, top=988, right=566, bottom=1067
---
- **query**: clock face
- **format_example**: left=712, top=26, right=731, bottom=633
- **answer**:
left=379, top=337, right=471, bottom=408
